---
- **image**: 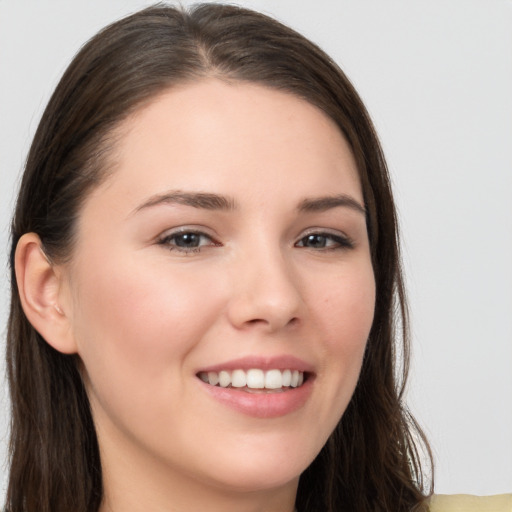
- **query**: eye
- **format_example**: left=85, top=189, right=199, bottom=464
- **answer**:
left=158, top=229, right=218, bottom=253
left=295, top=232, right=353, bottom=250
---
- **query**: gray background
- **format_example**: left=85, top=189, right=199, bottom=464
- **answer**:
left=1, top=0, right=511, bottom=498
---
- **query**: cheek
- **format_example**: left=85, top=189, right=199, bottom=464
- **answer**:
left=77, top=259, right=211, bottom=341
left=317, top=264, right=375, bottom=350
left=69, top=254, right=227, bottom=396
left=293, top=260, right=374, bottom=448
left=310, top=261, right=375, bottom=403
left=69, top=256, right=232, bottom=447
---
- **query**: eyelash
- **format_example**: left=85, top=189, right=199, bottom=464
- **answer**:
left=158, top=229, right=218, bottom=253
left=295, top=232, right=354, bottom=251
left=157, top=229, right=354, bottom=254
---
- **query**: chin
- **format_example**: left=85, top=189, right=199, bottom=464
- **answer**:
left=193, top=441, right=314, bottom=493
left=204, top=463, right=302, bottom=494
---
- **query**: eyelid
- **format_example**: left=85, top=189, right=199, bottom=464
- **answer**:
left=157, top=226, right=221, bottom=252
left=157, top=225, right=219, bottom=240
left=299, top=226, right=350, bottom=237
left=295, top=228, right=354, bottom=249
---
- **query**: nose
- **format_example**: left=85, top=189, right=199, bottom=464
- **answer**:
left=226, top=247, right=303, bottom=332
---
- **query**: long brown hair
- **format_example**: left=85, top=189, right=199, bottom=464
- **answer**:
left=6, top=4, right=433, bottom=511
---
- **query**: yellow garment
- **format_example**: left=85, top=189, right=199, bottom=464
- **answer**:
left=429, top=494, right=512, bottom=512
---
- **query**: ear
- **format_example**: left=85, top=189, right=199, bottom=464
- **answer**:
left=15, top=233, right=78, bottom=354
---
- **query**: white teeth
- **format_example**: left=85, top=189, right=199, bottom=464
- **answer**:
left=265, top=369, right=282, bottom=389
left=246, top=369, right=265, bottom=389
left=207, top=371, right=219, bottom=386
left=198, top=369, right=306, bottom=390
left=219, top=370, right=231, bottom=388
left=231, top=369, right=247, bottom=388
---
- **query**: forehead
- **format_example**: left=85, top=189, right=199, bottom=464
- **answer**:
left=91, top=79, right=363, bottom=210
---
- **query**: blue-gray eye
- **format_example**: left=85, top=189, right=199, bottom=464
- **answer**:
left=302, top=234, right=329, bottom=248
left=172, top=232, right=202, bottom=248
left=159, top=231, right=215, bottom=252
left=296, top=233, right=352, bottom=249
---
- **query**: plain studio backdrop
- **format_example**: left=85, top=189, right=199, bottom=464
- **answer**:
left=0, top=0, right=511, bottom=500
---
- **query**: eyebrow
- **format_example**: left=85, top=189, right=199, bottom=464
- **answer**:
left=297, top=194, right=366, bottom=215
left=132, top=190, right=365, bottom=216
left=133, top=191, right=237, bottom=213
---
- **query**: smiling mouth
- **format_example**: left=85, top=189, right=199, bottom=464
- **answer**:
left=197, top=369, right=306, bottom=392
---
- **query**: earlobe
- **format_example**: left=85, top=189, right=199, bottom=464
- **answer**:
left=15, top=233, right=78, bottom=354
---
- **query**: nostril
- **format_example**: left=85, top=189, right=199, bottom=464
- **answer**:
left=247, top=318, right=265, bottom=325
left=245, top=316, right=299, bottom=328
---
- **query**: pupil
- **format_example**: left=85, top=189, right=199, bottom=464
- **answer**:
left=306, top=234, right=326, bottom=248
left=176, top=233, right=199, bottom=247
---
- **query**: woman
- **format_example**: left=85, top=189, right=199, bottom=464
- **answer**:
left=4, top=3, right=440, bottom=511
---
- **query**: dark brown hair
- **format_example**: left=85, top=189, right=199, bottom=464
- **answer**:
left=6, top=3, right=433, bottom=511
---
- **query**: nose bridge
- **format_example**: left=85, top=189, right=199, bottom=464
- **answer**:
left=227, top=237, right=303, bottom=331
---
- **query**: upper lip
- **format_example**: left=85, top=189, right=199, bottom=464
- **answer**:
left=197, top=355, right=314, bottom=374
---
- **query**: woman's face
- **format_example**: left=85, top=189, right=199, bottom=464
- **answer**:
left=60, top=80, right=375, bottom=496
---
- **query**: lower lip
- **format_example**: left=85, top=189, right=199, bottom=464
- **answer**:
left=198, top=377, right=314, bottom=418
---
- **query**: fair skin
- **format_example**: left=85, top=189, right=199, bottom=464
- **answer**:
left=16, top=80, right=375, bottom=512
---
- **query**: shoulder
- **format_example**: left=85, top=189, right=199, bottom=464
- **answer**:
left=429, top=494, right=512, bottom=512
